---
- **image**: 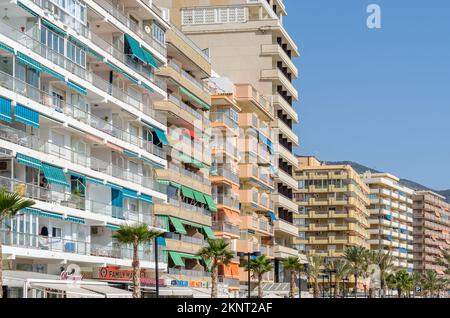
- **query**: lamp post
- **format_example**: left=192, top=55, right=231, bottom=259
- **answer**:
left=237, top=251, right=261, bottom=298
left=154, top=236, right=160, bottom=298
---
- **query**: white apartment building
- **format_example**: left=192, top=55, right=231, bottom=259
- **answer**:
left=0, top=0, right=171, bottom=286
left=361, top=172, right=414, bottom=271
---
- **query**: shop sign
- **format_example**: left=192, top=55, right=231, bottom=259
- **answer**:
left=169, top=279, right=209, bottom=288
left=97, top=267, right=165, bottom=286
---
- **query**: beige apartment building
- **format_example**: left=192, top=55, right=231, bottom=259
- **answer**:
left=361, top=172, right=414, bottom=271
left=154, top=0, right=300, bottom=285
left=294, top=157, right=370, bottom=259
left=413, top=191, right=450, bottom=275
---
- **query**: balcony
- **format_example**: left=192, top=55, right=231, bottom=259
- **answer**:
left=234, top=84, right=274, bottom=120
left=239, top=164, right=273, bottom=190
left=274, top=169, right=298, bottom=190
left=274, top=219, right=298, bottom=237
left=261, top=68, right=298, bottom=100
left=261, top=44, right=298, bottom=78
left=211, top=112, right=239, bottom=136
left=272, top=193, right=298, bottom=213
left=156, top=163, right=211, bottom=194
left=0, top=125, right=166, bottom=195
left=240, top=189, right=273, bottom=211
left=210, top=165, right=240, bottom=185
left=272, top=94, right=297, bottom=122
left=275, top=118, right=299, bottom=145
left=168, top=268, right=210, bottom=278
left=240, top=215, right=274, bottom=236
left=165, top=232, right=208, bottom=254
left=274, top=244, right=299, bottom=259
left=154, top=198, right=212, bottom=226
left=215, top=195, right=240, bottom=211
left=155, top=94, right=204, bottom=128
left=212, top=221, right=240, bottom=238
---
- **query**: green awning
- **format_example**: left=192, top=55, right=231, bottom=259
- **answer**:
left=202, top=226, right=216, bottom=239
left=16, top=153, right=42, bottom=170
left=142, top=48, right=159, bottom=69
left=204, top=195, right=217, bottom=212
left=170, top=181, right=182, bottom=189
left=169, top=216, right=187, bottom=235
left=181, top=186, right=195, bottom=200
left=42, top=19, right=67, bottom=36
left=180, top=219, right=203, bottom=229
left=41, top=66, right=65, bottom=82
left=16, top=52, right=42, bottom=72
left=106, top=224, right=121, bottom=231
left=193, top=190, right=207, bottom=204
left=179, top=86, right=210, bottom=111
left=153, top=127, right=170, bottom=146
left=169, top=252, right=185, bottom=267
left=157, top=215, right=170, bottom=231
left=67, top=81, right=87, bottom=95
left=17, top=1, right=39, bottom=17
left=125, top=34, right=147, bottom=64
left=41, top=164, right=69, bottom=187
left=0, top=41, right=14, bottom=54
left=65, top=216, right=85, bottom=224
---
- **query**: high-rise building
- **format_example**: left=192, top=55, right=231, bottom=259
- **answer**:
left=412, top=191, right=450, bottom=275
left=294, top=156, right=370, bottom=291
left=0, top=0, right=170, bottom=292
left=154, top=0, right=301, bottom=285
left=361, top=172, right=414, bottom=272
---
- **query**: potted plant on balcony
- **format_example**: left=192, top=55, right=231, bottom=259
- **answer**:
left=0, top=188, right=35, bottom=298
left=197, top=239, right=234, bottom=298
left=112, top=224, right=161, bottom=298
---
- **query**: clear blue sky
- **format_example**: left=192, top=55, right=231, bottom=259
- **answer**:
left=285, top=0, right=450, bottom=190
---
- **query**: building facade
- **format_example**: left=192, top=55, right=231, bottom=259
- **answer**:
left=361, top=172, right=414, bottom=272
left=412, top=191, right=450, bottom=276
left=0, top=0, right=170, bottom=290
left=154, top=0, right=301, bottom=286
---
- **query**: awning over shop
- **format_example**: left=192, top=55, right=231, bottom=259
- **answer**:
left=169, top=216, right=187, bottom=235
left=14, top=104, right=40, bottom=128
left=0, top=96, right=12, bottom=122
left=41, top=164, right=69, bottom=187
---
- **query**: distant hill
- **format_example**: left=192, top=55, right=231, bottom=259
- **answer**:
left=325, top=161, right=450, bottom=203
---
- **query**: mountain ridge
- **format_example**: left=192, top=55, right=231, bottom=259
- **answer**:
left=324, top=161, right=450, bottom=203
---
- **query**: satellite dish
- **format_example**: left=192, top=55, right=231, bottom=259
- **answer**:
left=144, top=25, right=151, bottom=34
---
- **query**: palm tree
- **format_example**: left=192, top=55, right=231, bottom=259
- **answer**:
left=112, top=224, right=160, bottom=298
left=343, top=246, right=367, bottom=297
left=249, top=255, right=273, bottom=298
left=0, top=189, right=35, bottom=298
left=395, top=270, right=414, bottom=298
left=436, top=250, right=450, bottom=276
left=411, top=272, right=422, bottom=298
left=369, top=250, right=396, bottom=297
left=307, top=255, right=324, bottom=298
left=421, top=270, right=439, bottom=298
left=436, top=277, right=448, bottom=298
left=282, top=257, right=303, bottom=298
left=197, top=239, right=234, bottom=298
left=327, top=259, right=351, bottom=298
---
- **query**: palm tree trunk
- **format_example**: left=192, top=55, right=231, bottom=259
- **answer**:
left=314, top=281, right=319, bottom=298
left=334, top=281, right=340, bottom=298
left=211, top=264, right=218, bottom=298
left=289, top=271, right=295, bottom=298
left=354, top=275, right=358, bottom=297
left=132, top=241, right=141, bottom=298
left=0, top=236, right=3, bottom=299
left=258, top=274, right=263, bottom=298
left=380, top=278, right=385, bottom=298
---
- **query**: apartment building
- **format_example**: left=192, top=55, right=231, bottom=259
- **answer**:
left=361, top=172, right=414, bottom=272
left=413, top=191, right=450, bottom=275
left=0, top=0, right=170, bottom=287
left=154, top=0, right=300, bottom=285
left=151, top=21, right=217, bottom=291
left=294, top=156, right=370, bottom=259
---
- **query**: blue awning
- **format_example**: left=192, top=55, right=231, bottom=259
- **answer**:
left=106, top=62, right=138, bottom=84
left=22, top=208, right=64, bottom=220
left=16, top=52, right=42, bottom=72
left=123, top=149, right=139, bottom=158
left=267, top=139, right=273, bottom=154
left=67, top=81, right=87, bottom=95
left=16, top=153, right=42, bottom=169
left=267, top=211, right=279, bottom=221
left=142, top=48, right=159, bottom=69
left=85, top=176, right=104, bottom=185
left=156, top=237, right=166, bottom=247
left=42, top=19, right=67, bottom=36
left=139, top=193, right=153, bottom=204
left=41, top=66, right=65, bottom=82
left=41, top=164, right=70, bottom=187
left=14, top=104, right=40, bottom=128
left=153, top=127, right=170, bottom=146
left=123, top=188, right=138, bottom=200
left=0, top=96, right=12, bottom=123
left=106, top=223, right=121, bottom=231
left=65, top=216, right=85, bottom=224
left=0, top=41, right=14, bottom=54
left=106, top=182, right=123, bottom=191
left=125, top=34, right=147, bottom=64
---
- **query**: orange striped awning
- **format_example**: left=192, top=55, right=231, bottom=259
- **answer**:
left=223, top=208, right=241, bottom=224
left=230, top=263, right=239, bottom=277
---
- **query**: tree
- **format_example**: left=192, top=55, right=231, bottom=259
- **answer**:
left=369, top=250, right=396, bottom=297
left=421, top=270, right=439, bottom=298
left=0, top=189, right=35, bottom=298
left=112, top=224, right=160, bottom=298
left=343, top=246, right=367, bottom=296
left=307, top=255, right=324, bottom=298
left=197, top=239, right=234, bottom=298
left=386, top=270, right=414, bottom=298
left=436, top=277, right=448, bottom=298
left=249, top=255, right=273, bottom=298
left=282, top=257, right=304, bottom=298
left=327, top=259, right=351, bottom=298
left=436, top=250, right=450, bottom=276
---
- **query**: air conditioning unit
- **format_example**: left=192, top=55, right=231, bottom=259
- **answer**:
left=91, top=226, right=105, bottom=235
left=0, top=160, right=10, bottom=171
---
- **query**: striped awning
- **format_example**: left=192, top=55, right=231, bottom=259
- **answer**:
left=193, top=190, right=207, bottom=204
left=123, top=188, right=138, bottom=200
left=16, top=52, right=42, bottom=72
left=204, top=195, right=217, bottom=212
left=0, top=96, right=12, bottom=123
left=179, top=86, right=210, bottom=111
left=67, top=81, right=87, bottom=95
left=16, top=153, right=42, bottom=169
left=142, top=48, right=159, bottom=69
left=14, top=104, right=40, bottom=128
left=41, top=164, right=69, bottom=187
left=169, top=216, right=187, bottom=235
left=42, top=19, right=67, bottom=36
left=139, top=194, right=153, bottom=204
left=0, top=41, right=14, bottom=54
left=125, top=34, right=147, bottom=64
left=65, top=216, right=85, bottom=224
left=181, top=186, right=195, bottom=201
left=41, top=66, right=65, bottom=82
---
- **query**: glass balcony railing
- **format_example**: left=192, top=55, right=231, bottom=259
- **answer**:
left=165, top=232, right=208, bottom=246
left=215, top=195, right=240, bottom=210
left=0, top=70, right=165, bottom=159
left=0, top=125, right=166, bottom=194
left=166, top=198, right=211, bottom=217
left=210, top=165, right=239, bottom=184
left=212, top=221, right=240, bottom=236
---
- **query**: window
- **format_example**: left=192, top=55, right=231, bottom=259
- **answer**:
left=151, top=23, right=165, bottom=44
left=52, top=227, right=62, bottom=238
left=52, top=89, right=64, bottom=110
left=67, top=40, right=86, bottom=68
left=40, top=26, right=65, bottom=55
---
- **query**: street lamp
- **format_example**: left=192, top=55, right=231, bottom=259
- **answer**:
left=154, top=236, right=163, bottom=298
left=237, top=251, right=261, bottom=298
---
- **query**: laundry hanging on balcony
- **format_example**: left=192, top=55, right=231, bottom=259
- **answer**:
left=14, top=104, right=40, bottom=128
left=41, top=164, right=70, bottom=187
left=0, top=96, right=12, bottom=123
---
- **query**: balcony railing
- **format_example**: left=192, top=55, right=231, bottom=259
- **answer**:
left=170, top=25, right=210, bottom=61
left=0, top=125, right=166, bottom=194
left=168, top=268, right=210, bottom=278
left=210, top=165, right=239, bottom=184
left=212, top=221, right=240, bottom=236
left=0, top=19, right=165, bottom=123
left=168, top=60, right=208, bottom=93
left=167, top=163, right=211, bottom=186
left=165, top=232, right=208, bottom=246
left=0, top=70, right=165, bottom=159
left=215, top=195, right=240, bottom=210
